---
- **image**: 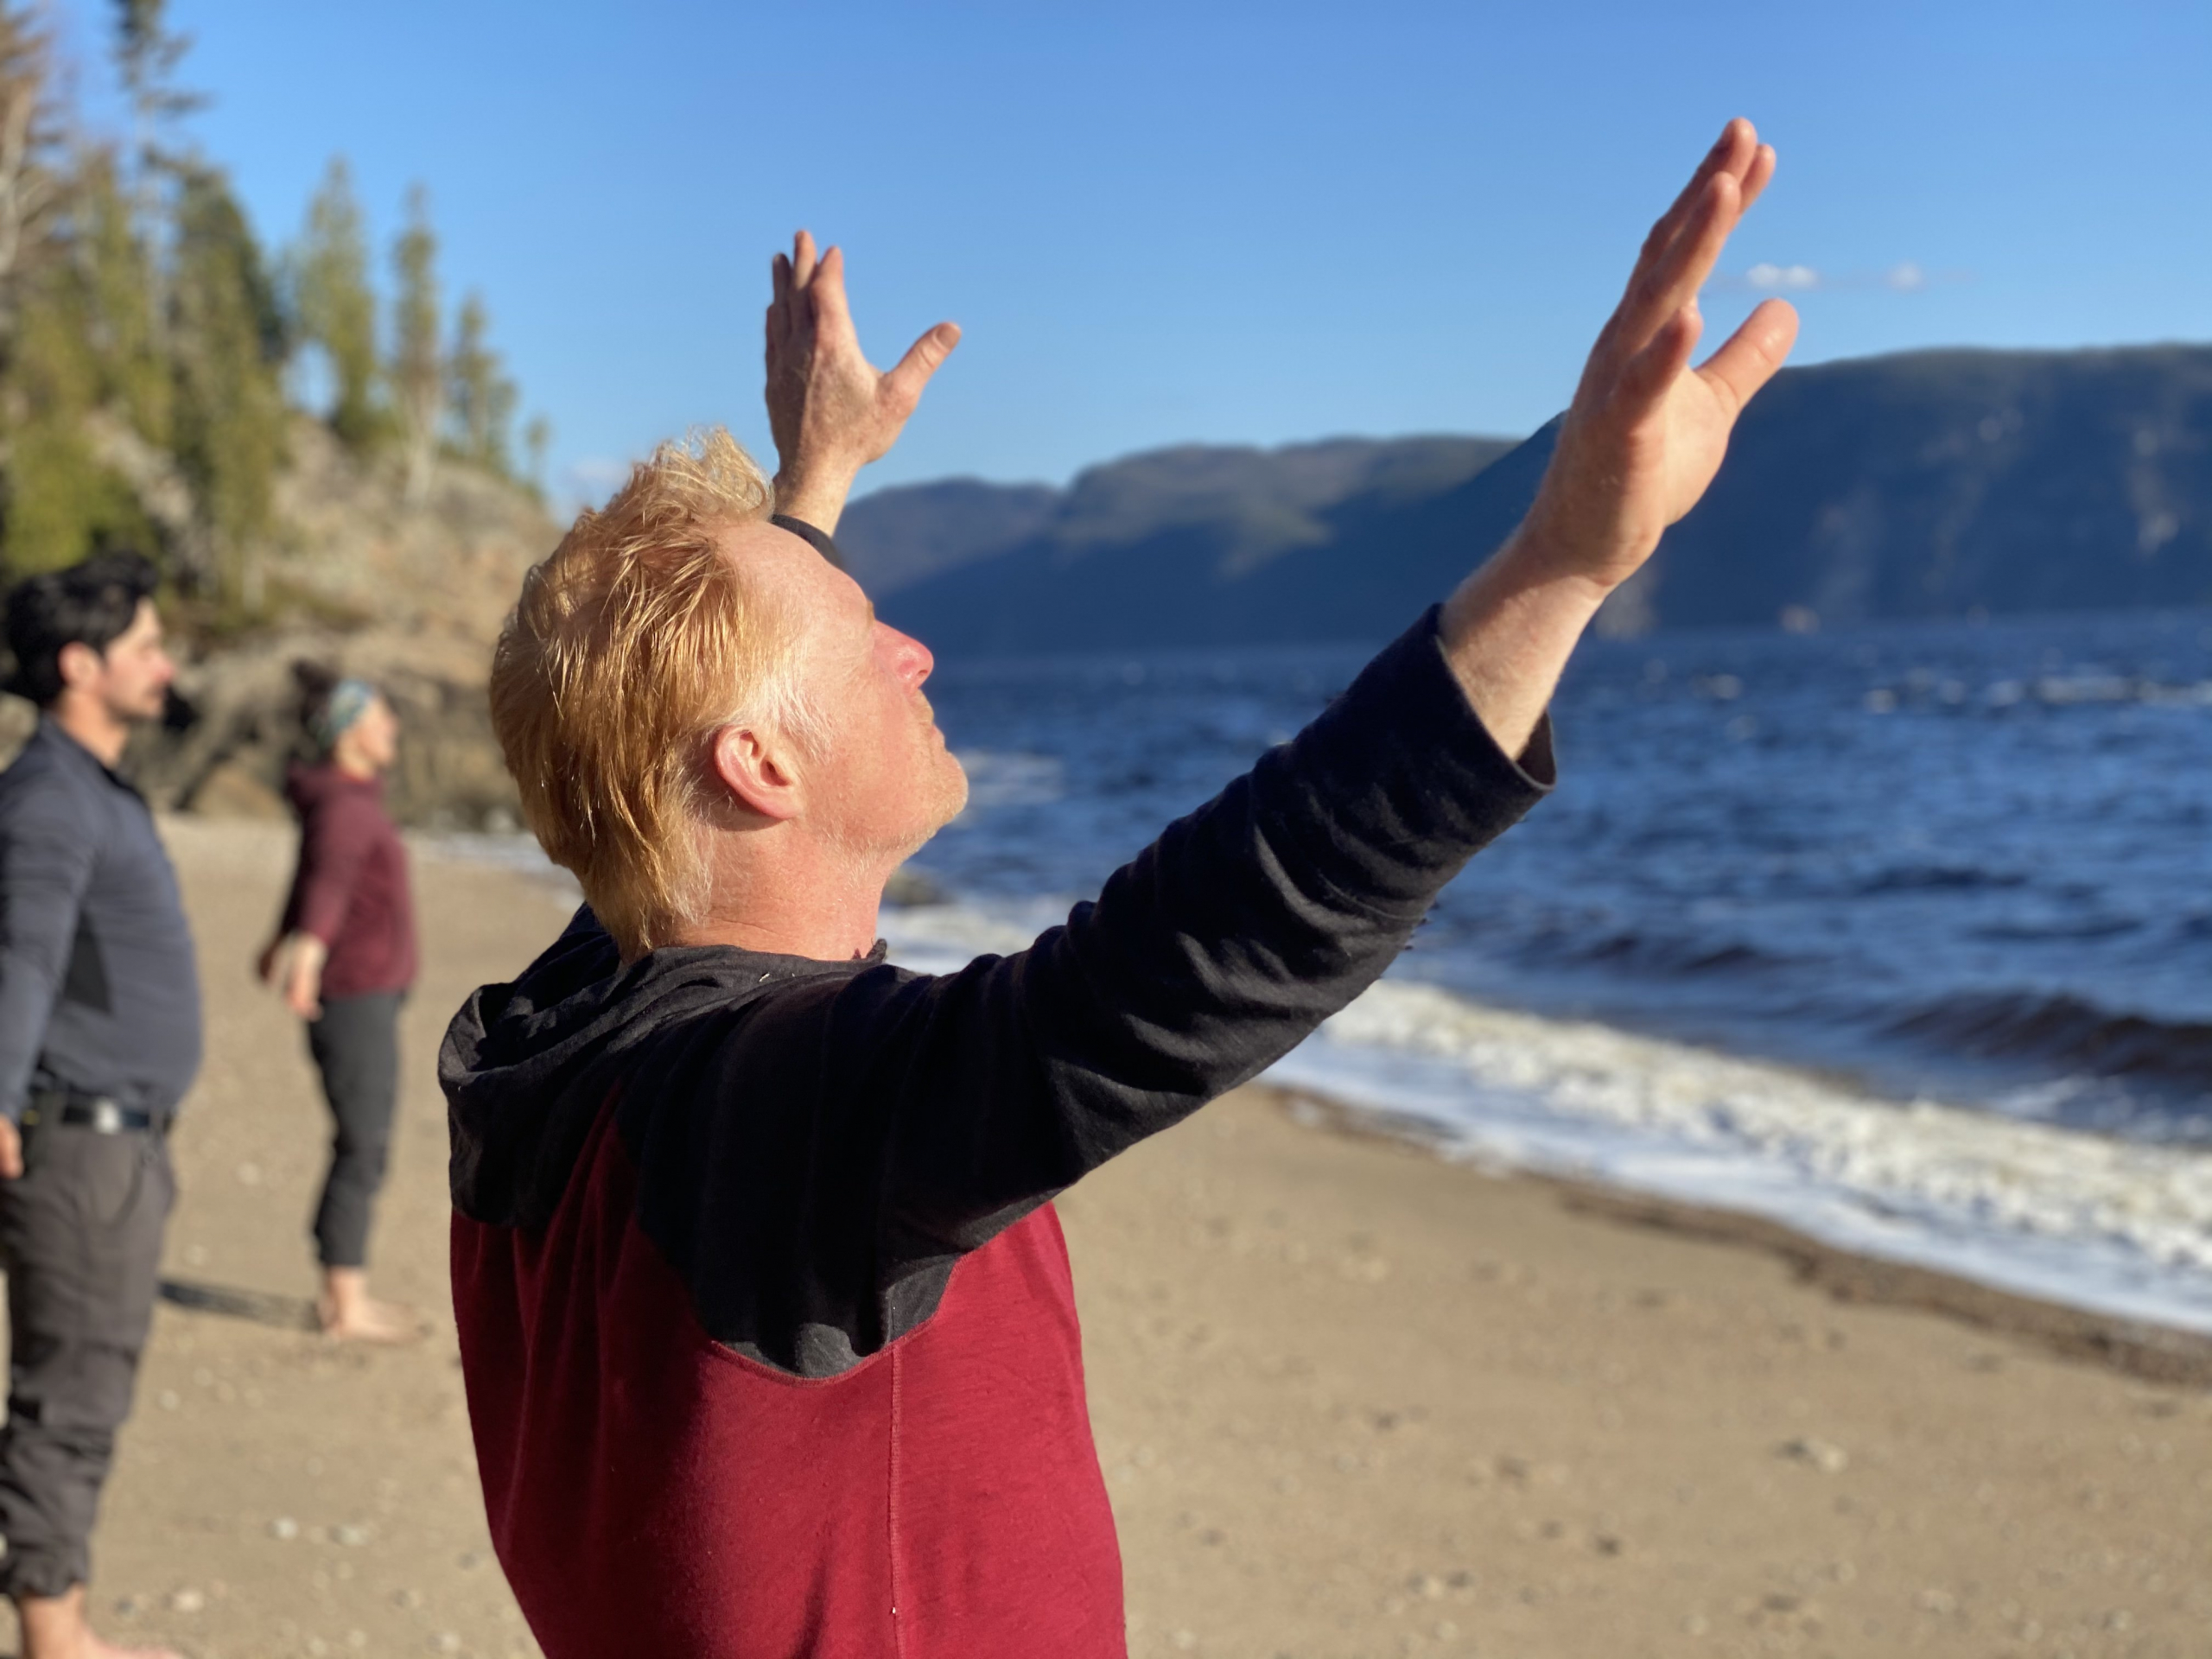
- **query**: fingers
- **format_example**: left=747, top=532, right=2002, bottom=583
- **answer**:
left=1607, top=120, right=1773, bottom=361
left=1611, top=169, right=1740, bottom=360
left=791, top=229, right=818, bottom=291
left=810, top=245, right=856, bottom=342
left=883, top=322, right=963, bottom=411
left=767, top=252, right=792, bottom=351
left=1695, top=297, right=1800, bottom=417
left=1614, top=302, right=1705, bottom=421
left=1738, top=143, right=1777, bottom=217
left=1636, top=119, right=1757, bottom=273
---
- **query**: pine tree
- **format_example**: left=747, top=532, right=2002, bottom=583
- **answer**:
left=522, top=414, right=550, bottom=500
left=170, top=165, right=283, bottom=611
left=289, top=156, right=380, bottom=450
left=447, top=290, right=517, bottom=474
left=77, top=149, right=168, bottom=446
left=0, top=3, right=59, bottom=343
left=0, top=20, right=162, bottom=582
left=110, top=0, right=200, bottom=353
left=390, top=183, right=442, bottom=504
left=3, top=232, right=162, bottom=576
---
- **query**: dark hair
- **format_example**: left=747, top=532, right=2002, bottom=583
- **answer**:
left=3, top=551, right=162, bottom=708
left=292, top=658, right=340, bottom=734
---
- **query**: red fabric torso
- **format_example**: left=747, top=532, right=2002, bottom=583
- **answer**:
left=451, top=1102, right=1128, bottom=1659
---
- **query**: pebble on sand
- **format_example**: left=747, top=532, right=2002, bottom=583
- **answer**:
left=1782, top=1437, right=1850, bottom=1474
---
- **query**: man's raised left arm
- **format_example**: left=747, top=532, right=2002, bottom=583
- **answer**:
left=763, top=230, right=961, bottom=538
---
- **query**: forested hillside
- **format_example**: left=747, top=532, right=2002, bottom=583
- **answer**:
left=873, top=346, right=2212, bottom=656
left=0, top=1, right=556, bottom=825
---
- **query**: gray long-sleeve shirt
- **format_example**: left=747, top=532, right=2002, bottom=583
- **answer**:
left=0, top=717, right=202, bottom=1123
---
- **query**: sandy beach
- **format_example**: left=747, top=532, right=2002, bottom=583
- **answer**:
left=6, top=820, right=2206, bottom=1659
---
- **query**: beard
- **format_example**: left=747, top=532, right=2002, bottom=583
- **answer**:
left=105, top=681, right=168, bottom=726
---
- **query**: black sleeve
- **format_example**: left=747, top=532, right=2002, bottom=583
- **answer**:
left=859, top=602, right=1550, bottom=1236
left=626, top=605, right=1553, bottom=1370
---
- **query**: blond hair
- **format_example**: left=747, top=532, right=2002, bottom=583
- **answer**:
left=490, top=428, right=810, bottom=958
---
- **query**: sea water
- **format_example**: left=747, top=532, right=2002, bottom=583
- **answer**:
left=876, top=609, right=2212, bottom=1333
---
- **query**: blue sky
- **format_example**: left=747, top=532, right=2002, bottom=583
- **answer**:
left=47, top=1, right=2212, bottom=505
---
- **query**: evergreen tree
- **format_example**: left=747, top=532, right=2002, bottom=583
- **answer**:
left=0, top=28, right=165, bottom=582
left=77, top=150, right=168, bottom=446
left=170, top=166, right=283, bottom=611
left=289, top=156, right=380, bottom=450
left=110, top=0, right=200, bottom=353
left=0, top=3, right=59, bottom=342
left=447, top=290, right=517, bottom=474
left=3, top=238, right=162, bottom=576
left=390, top=183, right=442, bottom=504
left=523, top=414, right=550, bottom=500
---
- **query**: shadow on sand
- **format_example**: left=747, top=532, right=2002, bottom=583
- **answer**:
left=157, top=1276, right=318, bottom=1332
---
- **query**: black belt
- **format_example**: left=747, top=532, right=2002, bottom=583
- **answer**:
left=21, top=1092, right=166, bottom=1135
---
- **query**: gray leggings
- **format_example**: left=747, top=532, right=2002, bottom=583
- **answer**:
left=306, top=991, right=403, bottom=1270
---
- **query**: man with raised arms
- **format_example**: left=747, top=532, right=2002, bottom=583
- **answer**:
left=443, top=121, right=1798, bottom=1656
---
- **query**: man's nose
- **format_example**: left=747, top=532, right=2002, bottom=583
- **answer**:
left=889, top=627, right=935, bottom=690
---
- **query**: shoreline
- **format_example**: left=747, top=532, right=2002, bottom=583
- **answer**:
left=1268, top=1086, right=2212, bottom=1389
left=449, top=830, right=2212, bottom=1379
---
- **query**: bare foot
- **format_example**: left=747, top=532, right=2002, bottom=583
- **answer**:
left=316, top=1266, right=425, bottom=1344
left=317, top=1293, right=424, bottom=1344
left=16, top=1586, right=182, bottom=1659
left=86, top=1637, right=184, bottom=1659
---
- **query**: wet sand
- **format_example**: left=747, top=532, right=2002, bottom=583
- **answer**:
left=8, top=822, right=2206, bottom=1657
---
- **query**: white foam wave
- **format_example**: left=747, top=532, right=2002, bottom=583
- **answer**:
left=880, top=899, right=2212, bottom=1337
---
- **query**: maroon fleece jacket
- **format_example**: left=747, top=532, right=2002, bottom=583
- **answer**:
left=281, top=761, right=417, bottom=1001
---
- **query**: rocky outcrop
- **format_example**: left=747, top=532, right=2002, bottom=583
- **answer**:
left=2, top=416, right=560, bottom=827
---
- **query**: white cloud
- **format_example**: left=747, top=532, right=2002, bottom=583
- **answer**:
left=1725, top=260, right=1954, bottom=296
left=1746, top=262, right=1822, bottom=291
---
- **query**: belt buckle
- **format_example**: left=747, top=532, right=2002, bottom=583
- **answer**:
left=89, top=1098, right=124, bottom=1135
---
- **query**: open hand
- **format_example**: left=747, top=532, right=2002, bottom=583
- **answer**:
left=1517, top=118, right=1800, bottom=592
left=267, top=931, right=327, bottom=1020
left=766, top=230, right=960, bottom=534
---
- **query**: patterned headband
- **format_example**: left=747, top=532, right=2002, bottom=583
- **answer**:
left=311, top=678, right=378, bottom=753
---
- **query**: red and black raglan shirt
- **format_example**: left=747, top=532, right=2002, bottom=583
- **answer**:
left=441, top=605, right=1554, bottom=1659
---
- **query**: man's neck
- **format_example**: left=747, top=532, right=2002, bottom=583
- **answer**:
left=49, top=696, right=129, bottom=768
left=664, top=833, right=893, bottom=964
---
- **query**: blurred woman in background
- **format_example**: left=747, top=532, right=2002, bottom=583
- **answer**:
left=257, top=665, right=421, bottom=1342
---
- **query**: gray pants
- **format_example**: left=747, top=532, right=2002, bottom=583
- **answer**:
left=0, top=1123, right=173, bottom=1599
left=307, top=991, right=402, bottom=1271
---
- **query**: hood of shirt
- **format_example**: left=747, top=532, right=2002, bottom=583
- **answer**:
left=440, top=906, right=882, bottom=1229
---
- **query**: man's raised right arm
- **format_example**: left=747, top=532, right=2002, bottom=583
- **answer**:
left=844, top=120, right=1801, bottom=1241
left=1439, top=118, right=1797, bottom=758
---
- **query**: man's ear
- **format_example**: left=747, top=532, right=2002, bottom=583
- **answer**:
left=708, top=724, right=803, bottom=823
left=55, top=639, right=104, bottom=694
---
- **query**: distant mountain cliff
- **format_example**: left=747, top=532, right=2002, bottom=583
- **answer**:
left=868, top=344, right=2212, bottom=656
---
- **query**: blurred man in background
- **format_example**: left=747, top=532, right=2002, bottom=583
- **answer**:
left=0, top=551, right=200, bottom=1659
